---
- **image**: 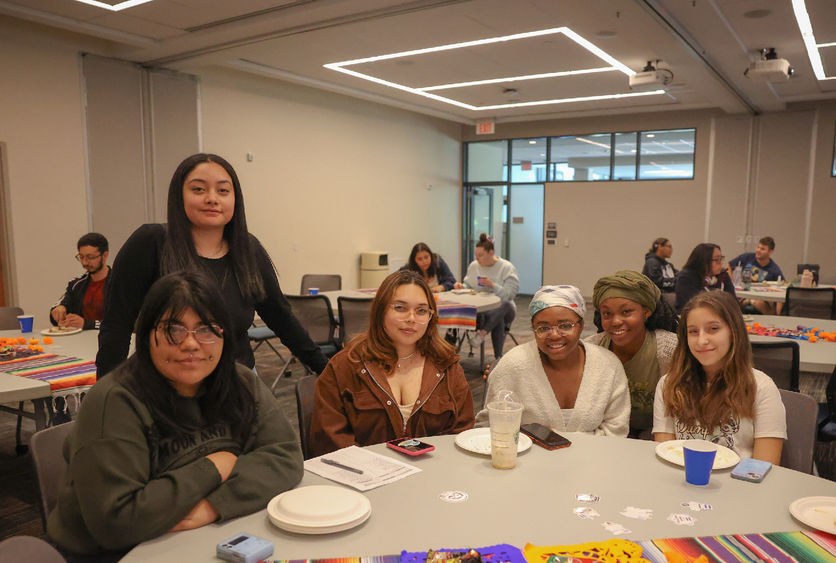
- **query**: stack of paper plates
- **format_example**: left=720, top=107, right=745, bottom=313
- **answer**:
left=267, top=485, right=371, bottom=534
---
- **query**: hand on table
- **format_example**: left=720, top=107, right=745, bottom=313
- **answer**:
left=206, top=451, right=238, bottom=482
left=431, top=285, right=444, bottom=293
left=60, top=314, right=84, bottom=329
left=51, top=306, right=67, bottom=324
left=168, top=499, right=219, bottom=532
left=453, top=282, right=464, bottom=289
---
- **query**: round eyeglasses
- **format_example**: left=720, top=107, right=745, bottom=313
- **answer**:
left=157, top=323, right=223, bottom=344
left=389, top=303, right=433, bottom=324
left=533, top=321, right=580, bottom=337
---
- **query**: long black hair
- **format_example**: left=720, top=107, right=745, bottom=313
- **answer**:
left=682, top=243, right=720, bottom=279
left=161, top=153, right=265, bottom=302
left=406, top=242, right=439, bottom=278
left=117, top=270, right=255, bottom=441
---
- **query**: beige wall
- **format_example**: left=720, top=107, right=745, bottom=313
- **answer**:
left=0, top=18, right=93, bottom=315
left=471, top=107, right=836, bottom=295
left=196, top=68, right=463, bottom=292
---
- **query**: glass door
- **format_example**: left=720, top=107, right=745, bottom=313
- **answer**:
left=463, top=185, right=507, bottom=271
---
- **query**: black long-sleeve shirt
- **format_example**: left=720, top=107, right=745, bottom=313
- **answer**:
left=96, top=224, right=328, bottom=376
left=674, top=267, right=736, bottom=312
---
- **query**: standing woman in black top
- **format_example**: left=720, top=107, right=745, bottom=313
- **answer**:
left=96, top=153, right=328, bottom=377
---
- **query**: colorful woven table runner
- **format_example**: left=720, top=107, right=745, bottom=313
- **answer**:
left=638, top=530, right=836, bottom=562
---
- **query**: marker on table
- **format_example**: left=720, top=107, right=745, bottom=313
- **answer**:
left=321, top=458, right=364, bottom=474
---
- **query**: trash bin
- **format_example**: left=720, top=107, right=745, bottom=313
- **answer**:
left=359, top=251, right=389, bottom=288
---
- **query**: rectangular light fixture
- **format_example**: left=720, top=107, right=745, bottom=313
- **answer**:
left=791, top=0, right=835, bottom=80
left=73, top=0, right=154, bottom=11
left=324, top=27, right=665, bottom=111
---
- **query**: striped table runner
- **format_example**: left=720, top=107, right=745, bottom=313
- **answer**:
left=352, top=289, right=478, bottom=329
left=639, top=530, right=836, bottom=562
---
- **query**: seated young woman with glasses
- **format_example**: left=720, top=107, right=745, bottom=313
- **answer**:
left=674, top=242, right=736, bottom=313
left=476, top=285, right=630, bottom=437
left=310, top=270, right=474, bottom=456
left=47, top=271, right=303, bottom=560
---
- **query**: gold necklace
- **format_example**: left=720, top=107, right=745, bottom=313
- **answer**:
left=397, top=352, right=416, bottom=370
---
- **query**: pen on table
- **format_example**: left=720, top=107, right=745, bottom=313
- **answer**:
left=321, top=458, right=364, bottom=474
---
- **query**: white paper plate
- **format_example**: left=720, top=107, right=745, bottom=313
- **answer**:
left=789, top=496, right=836, bottom=535
left=454, top=427, right=532, bottom=455
left=267, top=486, right=371, bottom=534
left=40, top=327, right=82, bottom=336
left=655, top=439, right=740, bottom=469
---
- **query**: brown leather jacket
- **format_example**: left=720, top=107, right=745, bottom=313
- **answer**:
left=310, top=349, right=475, bottom=456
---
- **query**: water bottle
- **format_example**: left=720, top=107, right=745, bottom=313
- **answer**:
left=732, top=264, right=742, bottom=286
left=742, top=265, right=752, bottom=289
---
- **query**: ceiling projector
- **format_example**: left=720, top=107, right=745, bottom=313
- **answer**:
left=628, top=70, right=671, bottom=91
left=745, top=48, right=793, bottom=82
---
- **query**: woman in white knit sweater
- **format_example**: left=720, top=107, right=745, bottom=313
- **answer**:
left=476, top=285, right=630, bottom=437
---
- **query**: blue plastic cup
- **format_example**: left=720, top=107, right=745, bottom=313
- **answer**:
left=308, top=288, right=319, bottom=295
left=683, top=440, right=717, bottom=486
left=17, top=315, right=34, bottom=334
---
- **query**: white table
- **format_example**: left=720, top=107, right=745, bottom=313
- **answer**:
left=321, top=289, right=501, bottom=314
left=748, top=315, right=836, bottom=373
left=0, top=327, right=101, bottom=442
left=735, top=285, right=787, bottom=303
left=123, top=432, right=836, bottom=562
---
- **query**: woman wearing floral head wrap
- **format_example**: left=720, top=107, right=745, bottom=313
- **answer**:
left=475, top=285, right=629, bottom=436
left=586, top=271, right=678, bottom=439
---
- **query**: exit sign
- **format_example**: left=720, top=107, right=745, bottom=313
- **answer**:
left=476, top=120, right=495, bottom=135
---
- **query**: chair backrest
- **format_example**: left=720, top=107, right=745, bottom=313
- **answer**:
left=337, top=296, right=372, bottom=346
left=785, top=287, right=836, bottom=320
left=0, top=306, right=24, bottom=330
left=751, top=341, right=800, bottom=392
left=29, top=421, right=75, bottom=530
left=295, top=374, right=318, bottom=460
left=0, top=536, right=66, bottom=563
left=797, top=264, right=820, bottom=285
left=661, top=292, right=676, bottom=310
left=300, top=274, right=341, bottom=295
left=286, top=295, right=337, bottom=347
left=779, top=389, right=817, bottom=474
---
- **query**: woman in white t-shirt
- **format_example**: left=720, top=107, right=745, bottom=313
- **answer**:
left=653, top=290, right=786, bottom=463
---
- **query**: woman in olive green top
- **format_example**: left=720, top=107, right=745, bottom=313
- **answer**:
left=47, top=271, right=303, bottom=559
left=585, top=270, right=679, bottom=439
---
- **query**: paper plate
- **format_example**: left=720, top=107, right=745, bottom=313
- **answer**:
left=454, top=427, right=532, bottom=455
left=655, top=439, right=740, bottom=470
left=40, top=327, right=82, bottom=336
left=789, top=496, right=836, bottom=535
left=267, top=485, right=371, bottom=534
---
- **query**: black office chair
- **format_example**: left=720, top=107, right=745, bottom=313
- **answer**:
left=751, top=341, right=800, bottom=392
left=295, top=374, right=317, bottom=459
left=30, top=421, right=75, bottom=531
left=784, top=287, right=836, bottom=320
left=300, top=274, right=341, bottom=295
left=337, top=296, right=372, bottom=347
left=779, top=389, right=817, bottom=474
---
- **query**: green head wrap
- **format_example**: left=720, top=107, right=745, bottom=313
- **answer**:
left=592, top=270, right=660, bottom=312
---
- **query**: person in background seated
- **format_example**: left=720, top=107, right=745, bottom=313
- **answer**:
left=653, top=291, right=786, bottom=463
left=674, top=243, right=736, bottom=312
left=403, top=242, right=456, bottom=293
left=50, top=232, right=111, bottom=330
left=47, top=271, right=303, bottom=559
left=728, top=236, right=785, bottom=314
left=586, top=271, right=678, bottom=439
left=476, top=285, right=629, bottom=437
left=310, top=270, right=474, bottom=456
left=454, top=233, right=519, bottom=360
left=97, top=153, right=327, bottom=378
left=642, top=237, right=677, bottom=294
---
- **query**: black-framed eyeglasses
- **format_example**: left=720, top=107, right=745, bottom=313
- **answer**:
left=157, top=323, right=223, bottom=344
left=533, top=321, right=580, bottom=337
left=75, top=253, right=101, bottom=262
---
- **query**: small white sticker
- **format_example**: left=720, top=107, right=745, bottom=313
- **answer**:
left=575, top=493, right=600, bottom=503
left=438, top=490, right=469, bottom=503
left=667, top=513, right=697, bottom=526
left=573, top=507, right=600, bottom=520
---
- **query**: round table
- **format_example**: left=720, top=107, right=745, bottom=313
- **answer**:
left=123, top=432, right=836, bottom=561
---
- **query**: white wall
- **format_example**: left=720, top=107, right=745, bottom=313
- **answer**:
left=196, top=68, right=462, bottom=293
left=0, top=18, right=94, bottom=315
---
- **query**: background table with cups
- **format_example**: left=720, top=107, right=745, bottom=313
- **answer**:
left=123, top=432, right=836, bottom=561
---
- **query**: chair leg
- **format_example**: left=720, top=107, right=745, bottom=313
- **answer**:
left=270, top=356, right=296, bottom=393
left=15, top=403, right=27, bottom=455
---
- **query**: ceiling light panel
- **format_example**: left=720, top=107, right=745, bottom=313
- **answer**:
left=324, top=27, right=663, bottom=111
left=792, top=0, right=835, bottom=80
left=73, top=0, right=154, bottom=11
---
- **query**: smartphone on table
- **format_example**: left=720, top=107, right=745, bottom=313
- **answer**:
left=520, top=423, right=571, bottom=450
left=386, top=437, right=435, bottom=456
left=731, top=457, right=772, bottom=482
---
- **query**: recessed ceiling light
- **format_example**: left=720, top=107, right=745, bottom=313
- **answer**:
left=528, top=140, right=537, bottom=144
left=324, top=27, right=664, bottom=111
left=646, top=134, right=655, bottom=138
left=743, top=9, right=771, bottom=18
left=73, top=0, right=154, bottom=11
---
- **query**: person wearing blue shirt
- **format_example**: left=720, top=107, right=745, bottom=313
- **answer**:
left=728, top=236, right=784, bottom=314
